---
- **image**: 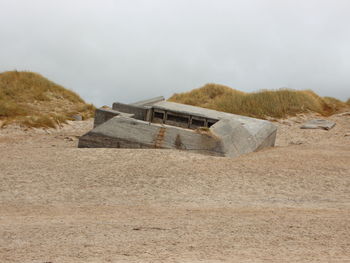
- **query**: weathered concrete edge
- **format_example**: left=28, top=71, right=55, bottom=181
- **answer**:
left=79, top=116, right=225, bottom=156
left=131, top=96, right=165, bottom=107
left=94, top=108, right=120, bottom=128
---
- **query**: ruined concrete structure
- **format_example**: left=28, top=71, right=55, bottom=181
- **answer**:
left=78, top=97, right=277, bottom=157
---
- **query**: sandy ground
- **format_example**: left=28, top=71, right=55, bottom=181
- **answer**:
left=0, top=113, right=350, bottom=262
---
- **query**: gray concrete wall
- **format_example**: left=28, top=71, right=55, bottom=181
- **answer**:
left=112, top=103, right=148, bottom=121
left=211, top=119, right=276, bottom=157
left=94, top=108, right=120, bottom=128
left=79, top=116, right=224, bottom=156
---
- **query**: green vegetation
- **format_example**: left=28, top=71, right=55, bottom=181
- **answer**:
left=0, top=71, right=94, bottom=128
left=169, top=83, right=349, bottom=119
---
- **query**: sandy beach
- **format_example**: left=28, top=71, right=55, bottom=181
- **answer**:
left=1, top=113, right=349, bottom=262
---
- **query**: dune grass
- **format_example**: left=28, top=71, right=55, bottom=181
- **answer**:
left=0, top=71, right=95, bottom=128
left=169, top=83, right=349, bottom=119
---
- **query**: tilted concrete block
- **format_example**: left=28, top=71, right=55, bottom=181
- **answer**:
left=79, top=99, right=277, bottom=158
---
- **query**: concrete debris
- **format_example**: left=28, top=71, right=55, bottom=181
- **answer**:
left=78, top=97, right=277, bottom=158
left=300, top=119, right=336, bottom=130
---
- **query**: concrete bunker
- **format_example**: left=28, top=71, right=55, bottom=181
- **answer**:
left=79, top=96, right=277, bottom=158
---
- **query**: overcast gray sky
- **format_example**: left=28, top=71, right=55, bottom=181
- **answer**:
left=0, top=0, right=349, bottom=106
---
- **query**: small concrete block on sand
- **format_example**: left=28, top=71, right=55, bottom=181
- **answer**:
left=300, top=119, right=336, bottom=130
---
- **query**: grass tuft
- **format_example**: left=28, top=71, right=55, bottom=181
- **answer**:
left=169, top=84, right=349, bottom=119
left=0, top=71, right=95, bottom=128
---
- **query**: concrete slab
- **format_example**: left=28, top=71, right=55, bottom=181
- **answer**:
left=79, top=116, right=224, bottom=156
left=300, top=119, right=336, bottom=130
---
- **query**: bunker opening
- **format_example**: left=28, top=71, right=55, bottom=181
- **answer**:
left=154, top=111, right=164, bottom=119
left=207, top=120, right=217, bottom=128
left=150, top=108, right=218, bottom=130
left=191, top=118, right=205, bottom=128
left=167, top=113, right=189, bottom=124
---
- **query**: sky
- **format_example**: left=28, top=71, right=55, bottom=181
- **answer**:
left=0, top=0, right=349, bottom=106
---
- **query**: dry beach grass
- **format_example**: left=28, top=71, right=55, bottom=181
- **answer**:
left=0, top=112, right=350, bottom=262
left=0, top=71, right=94, bottom=128
left=169, top=83, right=349, bottom=119
left=1, top=71, right=348, bottom=127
